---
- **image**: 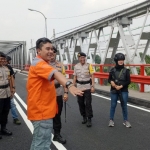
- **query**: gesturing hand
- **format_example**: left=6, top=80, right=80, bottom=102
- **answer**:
left=68, top=85, right=84, bottom=96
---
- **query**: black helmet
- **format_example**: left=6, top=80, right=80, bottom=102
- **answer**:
left=114, top=53, right=125, bottom=61
left=6, top=56, right=11, bottom=61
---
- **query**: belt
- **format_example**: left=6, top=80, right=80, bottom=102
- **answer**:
left=55, top=84, right=60, bottom=88
left=76, top=80, right=91, bottom=84
left=0, top=84, right=9, bottom=89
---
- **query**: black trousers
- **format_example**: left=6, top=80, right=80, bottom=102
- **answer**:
left=53, top=95, right=63, bottom=134
left=77, top=89, right=93, bottom=119
left=0, top=97, right=11, bottom=129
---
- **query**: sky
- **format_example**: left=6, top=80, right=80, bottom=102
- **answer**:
left=0, top=0, right=149, bottom=50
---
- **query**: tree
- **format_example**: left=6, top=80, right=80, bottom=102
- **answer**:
left=139, top=52, right=150, bottom=64
left=95, top=55, right=101, bottom=64
left=139, top=52, right=150, bottom=76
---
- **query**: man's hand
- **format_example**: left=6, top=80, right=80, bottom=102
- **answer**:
left=12, top=88, right=15, bottom=93
left=91, top=87, right=95, bottom=93
left=63, top=93, right=68, bottom=101
left=68, top=85, right=84, bottom=96
left=111, top=81, right=116, bottom=87
left=10, top=89, right=15, bottom=98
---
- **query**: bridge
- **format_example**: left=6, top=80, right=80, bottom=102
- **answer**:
left=0, top=0, right=150, bottom=150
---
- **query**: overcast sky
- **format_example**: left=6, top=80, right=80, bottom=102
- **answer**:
left=0, top=0, right=148, bottom=49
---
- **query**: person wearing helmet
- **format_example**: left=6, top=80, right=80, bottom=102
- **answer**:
left=5, top=56, right=21, bottom=125
left=108, top=53, right=131, bottom=128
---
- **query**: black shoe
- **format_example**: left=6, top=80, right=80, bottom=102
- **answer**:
left=82, top=117, right=87, bottom=124
left=87, top=119, right=92, bottom=127
left=1, top=128, right=12, bottom=136
left=53, top=134, right=66, bottom=144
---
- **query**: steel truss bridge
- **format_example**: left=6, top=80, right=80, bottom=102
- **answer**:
left=29, top=0, right=150, bottom=76
left=0, top=0, right=150, bottom=90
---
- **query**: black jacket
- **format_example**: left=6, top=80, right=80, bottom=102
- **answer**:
left=108, top=67, right=131, bottom=92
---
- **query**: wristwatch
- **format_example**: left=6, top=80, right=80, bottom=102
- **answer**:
left=65, top=81, right=73, bottom=89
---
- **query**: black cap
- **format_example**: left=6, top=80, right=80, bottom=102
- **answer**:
left=53, top=46, right=57, bottom=53
left=36, top=37, right=52, bottom=49
left=114, top=53, right=125, bottom=61
left=77, top=52, right=86, bottom=57
left=0, top=52, right=6, bottom=58
left=6, top=56, right=11, bottom=61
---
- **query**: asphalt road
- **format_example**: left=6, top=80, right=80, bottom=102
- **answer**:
left=0, top=73, right=150, bottom=150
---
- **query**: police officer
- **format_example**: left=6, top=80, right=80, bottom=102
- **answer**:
left=50, top=46, right=68, bottom=144
left=73, top=52, right=95, bottom=127
left=0, top=52, right=13, bottom=139
left=108, top=53, right=131, bottom=128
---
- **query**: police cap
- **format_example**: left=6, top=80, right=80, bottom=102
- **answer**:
left=6, top=56, right=11, bottom=61
left=114, top=53, right=125, bottom=61
left=0, top=52, right=6, bottom=58
left=78, top=52, right=86, bottom=57
left=53, top=46, right=57, bottom=53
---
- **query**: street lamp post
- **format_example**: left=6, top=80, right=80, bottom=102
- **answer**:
left=28, top=8, right=47, bottom=37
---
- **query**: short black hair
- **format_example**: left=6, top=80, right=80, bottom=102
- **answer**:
left=0, top=52, right=6, bottom=58
left=36, top=37, right=52, bottom=49
left=6, top=56, right=11, bottom=61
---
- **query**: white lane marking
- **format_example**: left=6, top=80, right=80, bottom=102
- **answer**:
left=15, top=93, right=27, bottom=110
left=15, top=75, right=150, bottom=114
left=92, top=93, right=150, bottom=113
left=14, top=98, right=33, bottom=133
left=18, top=72, right=28, bottom=76
left=14, top=93, right=67, bottom=150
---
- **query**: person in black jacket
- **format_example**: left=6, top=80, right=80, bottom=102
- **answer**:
left=108, top=53, right=131, bottom=128
left=5, top=56, right=21, bottom=125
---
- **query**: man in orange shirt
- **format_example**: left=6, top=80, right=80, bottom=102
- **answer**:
left=27, top=37, right=83, bottom=150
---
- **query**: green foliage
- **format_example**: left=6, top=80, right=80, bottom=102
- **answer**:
left=95, top=55, right=101, bottom=64
left=139, top=52, right=150, bottom=64
left=128, top=82, right=139, bottom=90
left=139, top=52, right=150, bottom=76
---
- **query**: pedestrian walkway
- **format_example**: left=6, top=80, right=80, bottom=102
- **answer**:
left=95, top=84, right=150, bottom=101
left=94, top=84, right=150, bottom=108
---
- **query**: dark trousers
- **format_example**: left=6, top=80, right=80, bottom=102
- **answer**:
left=0, top=97, right=11, bottom=129
left=77, top=89, right=93, bottom=119
left=53, top=95, right=63, bottom=134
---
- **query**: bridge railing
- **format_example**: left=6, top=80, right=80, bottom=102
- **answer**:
left=64, top=64, right=150, bottom=92
left=12, top=63, right=150, bottom=92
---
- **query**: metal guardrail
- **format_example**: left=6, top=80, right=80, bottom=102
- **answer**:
left=64, top=64, right=150, bottom=92
left=12, top=63, right=150, bottom=92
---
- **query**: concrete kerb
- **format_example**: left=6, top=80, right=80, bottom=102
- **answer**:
left=19, top=70, right=150, bottom=108
left=13, top=68, right=28, bottom=75
left=95, top=89, right=150, bottom=108
left=20, top=70, right=28, bottom=75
